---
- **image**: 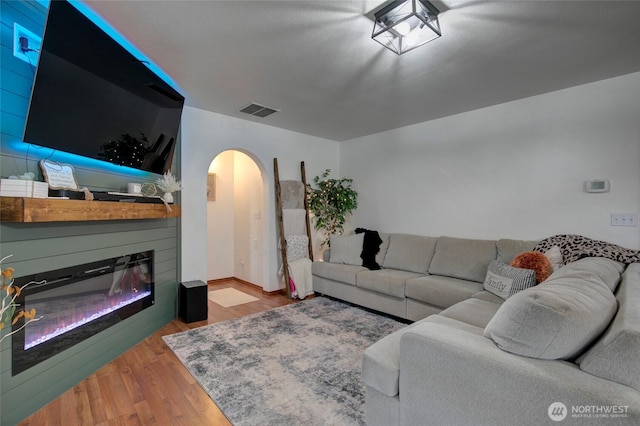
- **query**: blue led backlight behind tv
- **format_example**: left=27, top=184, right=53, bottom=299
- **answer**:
left=8, top=140, right=154, bottom=178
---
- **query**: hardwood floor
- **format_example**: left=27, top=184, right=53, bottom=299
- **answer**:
left=18, top=279, right=297, bottom=426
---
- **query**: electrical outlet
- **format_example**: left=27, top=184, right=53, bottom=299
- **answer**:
left=611, top=213, right=639, bottom=227
left=13, top=22, right=42, bottom=65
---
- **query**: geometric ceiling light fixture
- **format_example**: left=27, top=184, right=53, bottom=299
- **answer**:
left=372, top=0, right=441, bottom=55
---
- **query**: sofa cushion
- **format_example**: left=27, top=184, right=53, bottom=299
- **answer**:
left=439, top=298, right=502, bottom=328
left=376, top=233, right=391, bottom=266
left=312, top=262, right=367, bottom=286
left=329, top=233, right=364, bottom=266
left=362, top=315, right=484, bottom=397
left=472, top=290, right=505, bottom=305
left=483, top=260, right=537, bottom=300
left=578, top=264, right=640, bottom=391
left=356, top=269, right=424, bottom=298
left=405, top=275, right=483, bottom=309
left=484, top=272, right=618, bottom=360
left=496, top=239, right=539, bottom=264
left=429, top=237, right=497, bottom=283
left=382, top=234, right=437, bottom=274
left=548, top=257, right=624, bottom=291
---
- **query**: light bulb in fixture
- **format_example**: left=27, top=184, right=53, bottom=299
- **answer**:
left=405, top=29, right=419, bottom=47
left=395, top=21, right=411, bottom=36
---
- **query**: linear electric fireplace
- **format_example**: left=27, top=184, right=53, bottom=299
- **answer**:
left=12, top=251, right=154, bottom=375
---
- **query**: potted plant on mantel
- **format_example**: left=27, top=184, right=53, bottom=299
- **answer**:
left=155, top=171, right=183, bottom=203
left=306, top=169, right=358, bottom=248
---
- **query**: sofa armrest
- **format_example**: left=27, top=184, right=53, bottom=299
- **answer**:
left=399, top=323, right=640, bottom=426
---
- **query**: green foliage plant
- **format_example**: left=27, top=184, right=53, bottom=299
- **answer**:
left=306, top=169, right=358, bottom=247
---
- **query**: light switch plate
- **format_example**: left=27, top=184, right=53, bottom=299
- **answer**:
left=611, top=213, right=638, bottom=227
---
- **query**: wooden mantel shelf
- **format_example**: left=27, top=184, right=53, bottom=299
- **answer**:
left=0, top=197, right=181, bottom=223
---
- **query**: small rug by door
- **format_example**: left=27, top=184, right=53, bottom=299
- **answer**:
left=208, top=287, right=259, bottom=307
left=162, top=297, right=406, bottom=425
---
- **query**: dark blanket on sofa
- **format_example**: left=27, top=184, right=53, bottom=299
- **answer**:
left=534, top=234, right=640, bottom=265
left=355, top=228, right=383, bottom=270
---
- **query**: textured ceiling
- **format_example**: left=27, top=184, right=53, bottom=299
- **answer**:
left=85, top=0, right=640, bottom=142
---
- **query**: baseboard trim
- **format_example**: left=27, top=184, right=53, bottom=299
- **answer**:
left=206, top=277, right=286, bottom=295
left=206, top=277, right=237, bottom=285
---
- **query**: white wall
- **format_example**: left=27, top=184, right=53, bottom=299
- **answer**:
left=181, top=107, right=340, bottom=291
left=207, top=150, right=235, bottom=279
left=341, top=72, right=640, bottom=249
left=233, top=152, right=263, bottom=284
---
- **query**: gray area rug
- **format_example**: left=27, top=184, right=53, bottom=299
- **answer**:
left=163, top=297, right=406, bottom=425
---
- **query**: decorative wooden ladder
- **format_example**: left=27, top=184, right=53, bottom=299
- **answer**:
left=273, top=159, right=314, bottom=298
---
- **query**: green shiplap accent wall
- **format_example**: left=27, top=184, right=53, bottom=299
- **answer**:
left=1, top=2, right=181, bottom=424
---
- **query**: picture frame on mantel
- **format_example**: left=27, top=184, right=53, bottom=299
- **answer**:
left=207, top=173, right=216, bottom=201
left=39, top=160, right=79, bottom=190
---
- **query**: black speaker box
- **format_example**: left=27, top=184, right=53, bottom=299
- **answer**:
left=179, top=280, right=208, bottom=323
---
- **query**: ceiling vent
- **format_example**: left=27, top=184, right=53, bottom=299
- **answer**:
left=239, top=103, right=279, bottom=118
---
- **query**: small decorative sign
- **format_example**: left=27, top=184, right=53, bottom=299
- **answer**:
left=39, top=160, right=80, bottom=190
left=141, top=183, right=158, bottom=197
left=207, top=173, right=216, bottom=201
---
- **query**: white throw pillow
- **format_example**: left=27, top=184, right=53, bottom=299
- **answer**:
left=544, top=245, right=563, bottom=271
left=483, top=260, right=537, bottom=300
left=285, top=235, right=309, bottom=262
left=329, top=233, right=364, bottom=266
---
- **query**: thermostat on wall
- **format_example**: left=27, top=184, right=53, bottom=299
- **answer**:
left=585, top=179, right=610, bottom=193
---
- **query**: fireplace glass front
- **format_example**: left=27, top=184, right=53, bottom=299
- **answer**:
left=12, top=251, right=154, bottom=375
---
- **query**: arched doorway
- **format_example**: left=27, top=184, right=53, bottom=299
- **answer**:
left=206, top=150, right=265, bottom=288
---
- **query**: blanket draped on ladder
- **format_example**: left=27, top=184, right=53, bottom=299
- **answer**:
left=279, top=180, right=313, bottom=299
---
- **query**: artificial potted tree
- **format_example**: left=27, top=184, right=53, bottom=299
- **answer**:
left=306, top=169, right=358, bottom=247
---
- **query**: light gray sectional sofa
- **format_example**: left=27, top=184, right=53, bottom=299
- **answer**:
left=312, top=233, right=536, bottom=321
left=311, top=233, right=640, bottom=425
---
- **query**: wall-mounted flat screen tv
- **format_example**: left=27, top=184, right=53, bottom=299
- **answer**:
left=23, top=0, right=185, bottom=175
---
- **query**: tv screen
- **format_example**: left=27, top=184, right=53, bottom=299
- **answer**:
left=23, top=0, right=184, bottom=175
